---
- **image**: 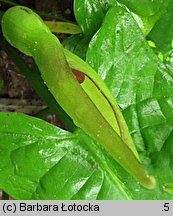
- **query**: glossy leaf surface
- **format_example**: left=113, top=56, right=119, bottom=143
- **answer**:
left=0, top=112, right=172, bottom=199
left=74, top=0, right=170, bottom=37
left=87, top=6, right=173, bottom=154
left=148, top=1, right=173, bottom=54
left=86, top=6, right=173, bottom=199
left=0, top=112, right=130, bottom=200
left=63, top=34, right=90, bottom=60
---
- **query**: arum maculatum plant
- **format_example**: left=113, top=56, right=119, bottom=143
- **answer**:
left=1, top=6, right=156, bottom=190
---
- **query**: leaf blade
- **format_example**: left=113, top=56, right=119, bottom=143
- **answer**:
left=0, top=112, right=131, bottom=200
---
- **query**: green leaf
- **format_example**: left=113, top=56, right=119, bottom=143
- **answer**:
left=45, top=21, right=82, bottom=35
left=117, top=0, right=170, bottom=17
left=0, top=112, right=131, bottom=200
left=148, top=1, right=173, bottom=54
left=86, top=6, right=173, bottom=198
left=87, top=6, right=173, bottom=153
left=163, top=183, right=173, bottom=196
left=74, top=0, right=170, bottom=37
left=71, top=0, right=159, bottom=57
left=0, top=112, right=172, bottom=199
left=63, top=34, right=90, bottom=60
left=74, top=0, right=107, bottom=36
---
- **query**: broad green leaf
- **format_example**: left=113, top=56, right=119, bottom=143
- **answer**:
left=147, top=1, right=173, bottom=66
left=163, top=183, right=173, bottom=196
left=86, top=6, right=173, bottom=198
left=87, top=6, right=173, bottom=154
left=106, top=137, right=173, bottom=199
left=70, top=0, right=158, bottom=57
left=148, top=1, right=173, bottom=55
left=74, top=0, right=107, bottom=36
left=132, top=13, right=160, bottom=36
left=0, top=112, right=172, bottom=199
left=63, top=34, right=90, bottom=60
left=166, top=52, right=173, bottom=74
left=74, top=0, right=170, bottom=37
left=0, top=112, right=130, bottom=200
left=117, top=0, right=170, bottom=17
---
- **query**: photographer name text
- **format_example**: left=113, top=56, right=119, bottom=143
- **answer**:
left=2, top=202, right=100, bottom=213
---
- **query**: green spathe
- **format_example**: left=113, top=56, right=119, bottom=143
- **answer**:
left=1, top=6, right=51, bottom=56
